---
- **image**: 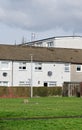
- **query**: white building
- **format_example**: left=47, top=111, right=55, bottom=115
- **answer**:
left=0, top=61, right=70, bottom=87
left=0, top=45, right=72, bottom=87
left=22, top=36, right=82, bottom=49
left=1, top=44, right=82, bottom=87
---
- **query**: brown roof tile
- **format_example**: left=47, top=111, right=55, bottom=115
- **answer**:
left=0, top=44, right=82, bottom=63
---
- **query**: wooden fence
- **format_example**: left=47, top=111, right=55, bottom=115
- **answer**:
left=63, top=82, right=82, bottom=97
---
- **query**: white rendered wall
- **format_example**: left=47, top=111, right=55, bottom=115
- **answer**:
left=11, top=61, right=71, bottom=87
left=13, top=61, right=31, bottom=86
left=0, top=61, right=12, bottom=86
left=55, top=37, right=82, bottom=49
left=0, top=60, right=71, bottom=87
left=32, top=62, right=70, bottom=87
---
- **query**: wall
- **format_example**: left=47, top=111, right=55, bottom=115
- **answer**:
left=55, top=37, right=82, bottom=49
left=0, top=60, right=71, bottom=87
left=32, top=62, right=70, bottom=87
left=71, top=64, right=82, bottom=82
left=0, top=61, right=12, bottom=86
left=13, top=61, right=31, bottom=86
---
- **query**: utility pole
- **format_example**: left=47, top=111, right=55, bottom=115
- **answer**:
left=30, top=54, right=33, bottom=98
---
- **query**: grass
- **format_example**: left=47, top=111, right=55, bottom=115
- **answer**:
left=0, top=97, right=82, bottom=129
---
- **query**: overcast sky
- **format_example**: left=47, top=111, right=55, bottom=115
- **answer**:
left=0, top=0, right=82, bottom=44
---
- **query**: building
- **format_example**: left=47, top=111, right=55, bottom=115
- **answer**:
left=21, top=36, right=82, bottom=49
left=0, top=45, right=82, bottom=87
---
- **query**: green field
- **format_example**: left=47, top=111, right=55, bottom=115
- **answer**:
left=0, top=97, right=82, bottom=130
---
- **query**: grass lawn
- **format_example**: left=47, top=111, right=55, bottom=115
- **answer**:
left=0, top=97, right=82, bottom=130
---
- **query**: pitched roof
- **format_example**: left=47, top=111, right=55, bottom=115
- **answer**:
left=0, top=44, right=82, bottom=63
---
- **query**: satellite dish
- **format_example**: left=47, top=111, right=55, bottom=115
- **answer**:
left=3, top=72, right=7, bottom=77
left=47, top=71, right=52, bottom=76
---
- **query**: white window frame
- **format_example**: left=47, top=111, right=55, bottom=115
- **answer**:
left=19, top=62, right=26, bottom=70
left=49, top=81, right=57, bottom=87
left=19, top=81, right=30, bottom=86
left=36, top=42, right=42, bottom=47
left=64, top=64, right=70, bottom=72
left=35, top=63, right=42, bottom=71
left=0, top=81, right=8, bottom=86
left=47, top=41, right=54, bottom=47
left=1, top=61, right=9, bottom=70
left=76, top=65, right=82, bottom=72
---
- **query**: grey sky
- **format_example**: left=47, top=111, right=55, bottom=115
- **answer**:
left=0, top=0, right=82, bottom=43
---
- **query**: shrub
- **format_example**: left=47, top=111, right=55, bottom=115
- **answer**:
left=0, top=86, right=62, bottom=98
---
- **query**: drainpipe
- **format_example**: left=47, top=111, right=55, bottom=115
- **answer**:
left=11, top=61, right=13, bottom=86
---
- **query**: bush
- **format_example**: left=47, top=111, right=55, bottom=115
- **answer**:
left=33, top=87, right=62, bottom=97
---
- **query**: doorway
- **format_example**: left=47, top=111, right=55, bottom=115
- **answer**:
left=44, top=82, right=48, bottom=87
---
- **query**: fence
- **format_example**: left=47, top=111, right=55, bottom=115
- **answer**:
left=63, top=82, right=82, bottom=97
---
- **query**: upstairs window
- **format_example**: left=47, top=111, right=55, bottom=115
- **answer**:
left=64, top=64, right=70, bottom=72
left=36, top=42, right=42, bottom=47
left=76, top=65, right=81, bottom=72
left=1, top=61, right=9, bottom=70
left=35, top=63, right=42, bottom=71
left=47, top=41, right=54, bottom=47
left=19, top=62, right=26, bottom=70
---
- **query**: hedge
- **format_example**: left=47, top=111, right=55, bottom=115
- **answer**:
left=33, top=87, right=62, bottom=97
left=0, top=86, right=62, bottom=98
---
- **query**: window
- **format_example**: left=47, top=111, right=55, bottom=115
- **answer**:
left=77, top=65, right=81, bottom=72
left=64, top=64, right=70, bottom=72
left=0, top=81, right=8, bottom=86
left=1, top=61, right=9, bottom=69
left=19, top=81, right=30, bottom=86
left=19, top=62, right=26, bottom=70
left=36, top=42, right=42, bottom=47
left=35, top=63, right=42, bottom=71
left=38, top=81, right=40, bottom=84
left=49, top=81, right=57, bottom=86
left=3, top=81, right=8, bottom=86
left=47, top=41, right=54, bottom=47
left=44, top=82, right=48, bottom=87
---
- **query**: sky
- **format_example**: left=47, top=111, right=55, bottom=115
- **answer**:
left=0, top=0, right=82, bottom=44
